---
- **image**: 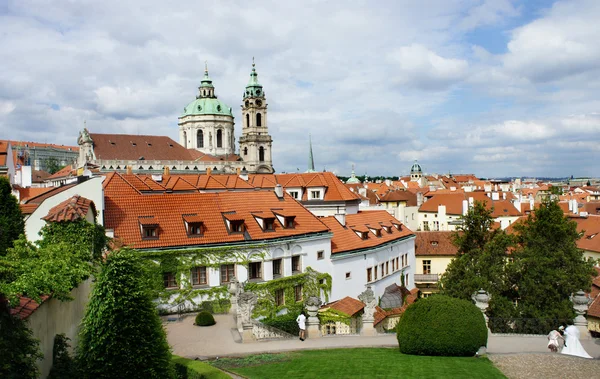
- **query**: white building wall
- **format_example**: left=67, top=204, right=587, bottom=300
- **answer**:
left=329, top=237, right=415, bottom=300
left=25, top=176, right=105, bottom=242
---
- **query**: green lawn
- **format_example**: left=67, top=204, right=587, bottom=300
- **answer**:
left=213, top=348, right=506, bottom=379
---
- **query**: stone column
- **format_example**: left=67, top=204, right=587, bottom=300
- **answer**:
left=238, top=292, right=257, bottom=342
left=571, top=290, right=592, bottom=340
left=359, top=286, right=377, bottom=336
left=305, top=296, right=322, bottom=339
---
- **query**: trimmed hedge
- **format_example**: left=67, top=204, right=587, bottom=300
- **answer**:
left=262, top=311, right=301, bottom=335
left=195, top=311, right=216, bottom=326
left=172, top=356, right=230, bottom=379
left=396, top=295, right=487, bottom=356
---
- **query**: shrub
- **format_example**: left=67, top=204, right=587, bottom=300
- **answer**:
left=262, top=311, right=300, bottom=335
left=172, top=356, right=230, bottom=379
left=48, top=334, right=79, bottom=378
left=195, top=311, right=216, bottom=326
left=198, top=299, right=231, bottom=314
left=396, top=295, right=487, bottom=356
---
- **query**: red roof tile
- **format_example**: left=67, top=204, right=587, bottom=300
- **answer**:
left=103, top=173, right=329, bottom=249
left=10, top=295, right=50, bottom=320
left=42, top=195, right=95, bottom=222
left=324, top=296, right=364, bottom=317
left=420, top=192, right=521, bottom=217
left=89, top=133, right=193, bottom=161
left=321, top=211, right=414, bottom=254
left=415, top=231, right=458, bottom=256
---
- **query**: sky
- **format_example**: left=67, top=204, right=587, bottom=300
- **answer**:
left=0, top=0, right=599, bottom=178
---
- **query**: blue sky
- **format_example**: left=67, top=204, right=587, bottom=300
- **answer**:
left=0, top=0, right=598, bottom=178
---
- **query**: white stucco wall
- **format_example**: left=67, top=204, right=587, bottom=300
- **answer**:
left=328, top=237, right=416, bottom=300
left=25, top=176, right=105, bottom=242
left=27, top=278, right=93, bottom=379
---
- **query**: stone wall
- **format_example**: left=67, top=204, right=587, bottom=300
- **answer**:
left=26, top=278, right=93, bottom=379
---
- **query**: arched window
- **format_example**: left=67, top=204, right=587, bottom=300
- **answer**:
left=217, top=130, right=223, bottom=148
left=197, top=130, right=204, bottom=148
left=246, top=113, right=250, bottom=128
left=183, top=131, right=187, bottom=148
left=259, top=146, right=265, bottom=162
left=203, top=90, right=206, bottom=96
left=256, top=113, right=262, bottom=127
left=244, top=147, right=248, bottom=156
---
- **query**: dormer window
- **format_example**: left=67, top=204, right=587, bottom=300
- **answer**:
left=230, top=220, right=244, bottom=233
left=272, top=210, right=296, bottom=229
left=310, top=190, right=321, bottom=199
left=392, top=223, right=402, bottom=231
left=382, top=226, right=392, bottom=234
left=369, top=227, right=382, bottom=237
left=289, top=191, right=299, bottom=199
left=139, top=216, right=159, bottom=240
left=183, top=214, right=204, bottom=237
left=264, top=218, right=275, bottom=231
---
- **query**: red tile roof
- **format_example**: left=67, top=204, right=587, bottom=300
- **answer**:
left=20, top=183, right=79, bottom=214
left=47, top=165, right=76, bottom=180
left=31, top=169, right=51, bottom=183
left=373, top=287, right=419, bottom=326
left=42, top=195, right=95, bottom=222
left=10, top=295, right=50, bottom=320
left=379, top=190, right=417, bottom=206
left=103, top=172, right=330, bottom=249
left=321, top=211, right=414, bottom=254
left=419, top=192, right=521, bottom=217
left=415, top=231, right=458, bottom=256
left=15, top=186, right=54, bottom=202
left=588, top=293, right=600, bottom=318
left=569, top=215, right=600, bottom=253
left=89, top=133, right=193, bottom=161
left=323, top=296, right=364, bottom=317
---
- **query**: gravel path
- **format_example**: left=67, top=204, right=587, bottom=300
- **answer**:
left=489, top=353, right=600, bottom=379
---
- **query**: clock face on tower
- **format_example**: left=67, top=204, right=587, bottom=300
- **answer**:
left=256, top=99, right=262, bottom=107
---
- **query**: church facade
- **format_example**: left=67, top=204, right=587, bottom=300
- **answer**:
left=78, top=62, right=274, bottom=174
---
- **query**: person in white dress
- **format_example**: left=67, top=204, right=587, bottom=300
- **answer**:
left=547, top=329, right=564, bottom=353
left=296, top=312, right=306, bottom=341
left=561, top=324, right=593, bottom=358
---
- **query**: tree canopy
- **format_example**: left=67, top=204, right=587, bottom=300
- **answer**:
left=0, top=176, right=25, bottom=256
left=440, top=199, right=595, bottom=333
left=77, top=249, right=173, bottom=378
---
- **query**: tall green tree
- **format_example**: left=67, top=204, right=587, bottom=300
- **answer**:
left=510, top=200, right=595, bottom=323
left=77, top=249, right=173, bottom=379
left=439, top=201, right=514, bottom=301
left=0, top=176, right=25, bottom=256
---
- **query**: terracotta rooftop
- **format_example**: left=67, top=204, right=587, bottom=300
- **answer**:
left=321, top=211, right=414, bottom=254
left=588, top=293, right=600, bottom=318
left=47, top=164, right=76, bottom=180
left=6, top=140, right=78, bottom=152
left=15, top=186, right=54, bottom=203
left=323, top=296, right=364, bottom=317
left=89, top=133, right=193, bottom=161
left=415, top=231, right=458, bottom=256
left=379, top=190, right=418, bottom=206
left=10, top=295, right=50, bottom=320
left=31, top=169, right=51, bottom=183
left=42, top=195, right=95, bottom=222
left=103, top=172, right=330, bottom=249
left=419, top=192, right=521, bottom=217
left=569, top=215, right=600, bottom=253
left=20, top=183, right=78, bottom=214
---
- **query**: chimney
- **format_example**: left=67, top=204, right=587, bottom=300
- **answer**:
left=468, top=197, right=474, bottom=207
left=163, top=166, right=170, bottom=176
left=358, top=187, right=367, bottom=197
left=529, top=198, right=534, bottom=210
left=126, top=165, right=132, bottom=175
left=568, top=199, right=573, bottom=212
left=502, top=193, right=506, bottom=200
left=239, top=167, right=248, bottom=181
left=492, top=192, right=499, bottom=201
left=417, top=192, right=424, bottom=207
left=462, top=200, right=468, bottom=216
left=274, top=184, right=284, bottom=199
left=206, top=167, right=212, bottom=176
left=236, top=167, right=241, bottom=175
left=334, top=213, right=346, bottom=226
left=572, top=199, right=579, bottom=215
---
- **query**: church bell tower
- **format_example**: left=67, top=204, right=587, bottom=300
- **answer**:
left=239, top=59, right=274, bottom=173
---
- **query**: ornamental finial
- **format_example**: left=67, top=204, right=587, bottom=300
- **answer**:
left=252, top=56, right=255, bottom=68
left=205, top=61, right=208, bottom=73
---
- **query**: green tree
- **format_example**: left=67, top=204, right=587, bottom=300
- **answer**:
left=510, top=200, right=595, bottom=327
left=0, top=302, right=43, bottom=378
left=77, top=249, right=174, bottom=378
left=0, top=176, right=25, bottom=256
left=439, top=201, right=514, bottom=301
left=43, top=157, right=64, bottom=175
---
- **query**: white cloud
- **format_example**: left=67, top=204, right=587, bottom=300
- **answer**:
left=388, top=44, right=469, bottom=91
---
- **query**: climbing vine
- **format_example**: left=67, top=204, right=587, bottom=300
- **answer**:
left=318, top=308, right=353, bottom=326
left=245, top=267, right=332, bottom=318
left=136, top=244, right=269, bottom=309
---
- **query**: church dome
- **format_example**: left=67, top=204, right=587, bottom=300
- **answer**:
left=181, top=98, right=233, bottom=117
left=410, top=161, right=422, bottom=174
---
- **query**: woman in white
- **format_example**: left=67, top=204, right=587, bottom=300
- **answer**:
left=547, top=329, right=564, bottom=353
left=561, top=324, right=593, bottom=358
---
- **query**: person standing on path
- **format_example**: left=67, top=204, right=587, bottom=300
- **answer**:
left=547, top=328, right=564, bottom=353
left=296, top=312, right=306, bottom=341
left=561, top=324, right=592, bottom=358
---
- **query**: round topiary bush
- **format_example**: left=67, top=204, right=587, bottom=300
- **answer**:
left=194, top=311, right=216, bottom=327
left=396, top=295, right=487, bottom=356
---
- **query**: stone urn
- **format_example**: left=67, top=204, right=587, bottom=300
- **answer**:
left=471, top=289, right=491, bottom=323
left=570, top=290, right=592, bottom=326
left=305, top=296, right=322, bottom=320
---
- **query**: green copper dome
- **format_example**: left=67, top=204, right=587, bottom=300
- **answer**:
left=181, top=64, right=233, bottom=117
left=244, top=59, right=265, bottom=99
left=411, top=160, right=422, bottom=174
left=181, top=98, right=233, bottom=117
